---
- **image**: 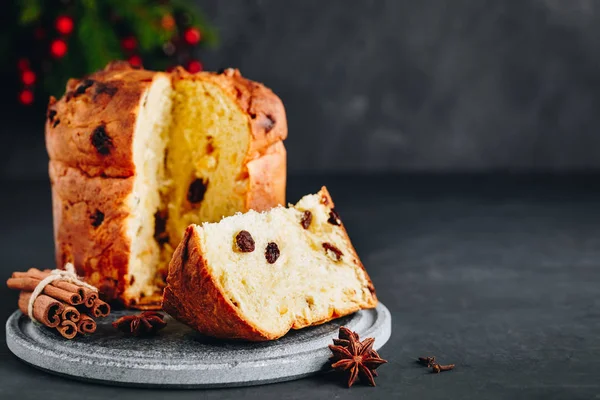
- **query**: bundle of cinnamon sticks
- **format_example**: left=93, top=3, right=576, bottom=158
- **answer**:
left=6, top=268, right=110, bottom=339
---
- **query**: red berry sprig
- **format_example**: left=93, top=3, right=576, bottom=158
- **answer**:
left=186, top=60, right=203, bottom=73
left=183, top=27, right=201, bottom=45
left=128, top=55, right=143, bottom=68
left=55, top=15, right=74, bottom=35
left=50, top=39, right=68, bottom=58
left=121, top=37, right=137, bottom=52
left=19, top=90, right=34, bottom=106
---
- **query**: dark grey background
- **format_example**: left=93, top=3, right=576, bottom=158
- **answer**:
left=2, top=0, right=600, bottom=179
left=2, top=175, right=600, bottom=399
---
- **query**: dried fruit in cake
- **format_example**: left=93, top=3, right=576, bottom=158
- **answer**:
left=162, top=187, right=377, bottom=341
left=45, top=62, right=288, bottom=309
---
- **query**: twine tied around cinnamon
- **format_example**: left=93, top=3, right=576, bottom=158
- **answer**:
left=27, top=263, right=97, bottom=324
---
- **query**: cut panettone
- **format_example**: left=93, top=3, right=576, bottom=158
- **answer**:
left=45, top=62, right=287, bottom=309
left=162, top=187, right=378, bottom=341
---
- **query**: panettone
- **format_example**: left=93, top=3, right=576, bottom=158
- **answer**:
left=162, top=187, right=377, bottom=341
left=45, top=61, right=287, bottom=309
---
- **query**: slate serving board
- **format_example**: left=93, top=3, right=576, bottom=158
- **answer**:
left=5, top=303, right=391, bottom=388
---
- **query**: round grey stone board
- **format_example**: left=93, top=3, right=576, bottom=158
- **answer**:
left=6, top=303, right=391, bottom=388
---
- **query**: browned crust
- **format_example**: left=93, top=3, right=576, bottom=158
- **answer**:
left=49, top=160, right=133, bottom=303
left=161, top=187, right=377, bottom=341
left=171, top=67, right=288, bottom=158
left=246, top=141, right=287, bottom=211
left=45, top=61, right=165, bottom=178
left=162, top=226, right=273, bottom=341
left=46, top=62, right=288, bottom=310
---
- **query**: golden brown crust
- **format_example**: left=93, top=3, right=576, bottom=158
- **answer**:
left=46, top=62, right=288, bottom=309
left=162, top=187, right=377, bottom=341
left=246, top=141, right=287, bottom=211
left=162, top=226, right=272, bottom=341
left=45, top=62, right=164, bottom=178
left=49, top=160, right=133, bottom=303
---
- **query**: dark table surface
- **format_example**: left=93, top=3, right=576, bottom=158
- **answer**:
left=1, top=174, right=600, bottom=400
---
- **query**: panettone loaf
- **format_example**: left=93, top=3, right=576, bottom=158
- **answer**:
left=45, top=61, right=287, bottom=309
left=162, top=187, right=377, bottom=341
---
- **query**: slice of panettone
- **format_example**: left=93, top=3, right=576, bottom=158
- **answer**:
left=162, top=187, right=377, bottom=341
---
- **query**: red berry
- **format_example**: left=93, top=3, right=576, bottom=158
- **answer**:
left=50, top=39, right=68, bottom=58
left=17, top=58, right=30, bottom=71
left=187, top=60, right=203, bottom=73
left=55, top=16, right=74, bottom=35
left=22, top=70, right=36, bottom=85
left=184, top=28, right=202, bottom=45
left=19, top=90, right=34, bottom=105
left=128, top=55, right=143, bottom=67
left=121, top=37, right=137, bottom=51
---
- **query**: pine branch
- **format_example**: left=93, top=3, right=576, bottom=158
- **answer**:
left=106, top=0, right=172, bottom=51
left=77, top=0, right=122, bottom=72
left=170, top=0, right=219, bottom=47
left=17, top=0, right=42, bottom=25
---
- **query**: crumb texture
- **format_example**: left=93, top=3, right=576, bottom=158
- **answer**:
left=157, top=78, right=252, bottom=269
left=163, top=187, right=377, bottom=340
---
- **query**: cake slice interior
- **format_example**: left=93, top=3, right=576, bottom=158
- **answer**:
left=163, top=187, right=377, bottom=340
left=125, top=75, right=255, bottom=305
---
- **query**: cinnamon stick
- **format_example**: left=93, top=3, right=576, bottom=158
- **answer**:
left=82, top=289, right=98, bottom=308
left=76, top=315, right=97, bottom=334
left=90, top=298, right=111, bottom=317
left=56, top=320, right=78, bottom=339
left=18, top=292, right=64, bottom=328
left=13, top=269, right=87, bottom=301
left=26, top=268, right=96, bottom=307
left=62, top=305, right=80, bottom=323
left=7, top=276, right=83, bottom=305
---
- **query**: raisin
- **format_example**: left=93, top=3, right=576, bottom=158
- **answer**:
left=94, top=83, right=118, bottom=99
left=187, top=178, right=208, bottom=203
left=320, top=196, right=329, bottom=205
left=234, top=87, right=243, bottom=100
left=73, top=79, right=95, bottom=97
left=327, top=209, right=341, bottom=226
left=323, top=242, right=343, bottom=261
left=90, top=210, right=104, bottom=227
left=91, top=125, right=113, bottom=155
left=300, top=210, right=312, bottom=229
left=262, top=115, right=276, bottom=132
left=153, top=210, right=169, bottom=245
left=47, top=109, right=57, bottom=122
left=52, top=119, right=60, bottom=128
left=206, top=136, right=215, bottom=154
left=235, top=230, right=255, bottom=252
left=129, top=275, right=136, bottom=285
left=265, top=242, right=280, bottom=264
left=367, top=282, right=376, bottom=295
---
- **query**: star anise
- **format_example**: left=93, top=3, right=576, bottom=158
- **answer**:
left=328, top=327, right=387, bottom=387
left=112, top=311, right=167, bottom=337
